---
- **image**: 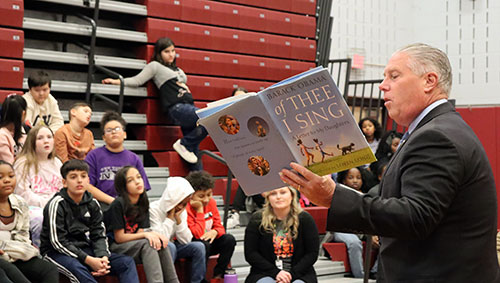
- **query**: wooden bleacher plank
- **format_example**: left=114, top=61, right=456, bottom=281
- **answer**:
left=135, top=125, right=217, bottom=151
left=0, top=27, right=23, bottom=59
left=152, top=151, right=229, bottom=177
left=0, top=59, right=24, bottom=89
left=139, top=46, right=315, bottom=81
left=33, top=0, right=147, bottom=16
left=60, top=111, right=147, bottom=124
left=0, top=0, right=23, bottom=28
left=94, top=140, right=147, bottom=151
left=219, top=0, right=317, bottom=16
left=138, top=18, right=316, bottom=61
left=23, top=17, right=148, bottom=43
left=23, top=48, right=146, bottom=70
left=139, top=0, right=315, bottom=38
left=22, top=79, right=148, bottom=97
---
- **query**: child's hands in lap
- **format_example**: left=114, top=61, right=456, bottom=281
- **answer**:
left=201, top=229, right=218, bottom=244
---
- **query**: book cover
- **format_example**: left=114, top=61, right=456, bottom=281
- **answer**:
left=197, top=67, right=376, bottom=195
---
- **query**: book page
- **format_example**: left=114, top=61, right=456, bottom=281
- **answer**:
left=258, top=68, right=376, bottom=175
left=198, top=95, right=295, bottom=195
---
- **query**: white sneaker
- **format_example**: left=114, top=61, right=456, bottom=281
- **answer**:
left=173, top=139, right=198, bottom=164
left=226, top=211, right=240, bottom=229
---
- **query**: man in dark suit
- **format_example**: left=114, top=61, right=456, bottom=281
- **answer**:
left=280, top=43, right=500, bottom=282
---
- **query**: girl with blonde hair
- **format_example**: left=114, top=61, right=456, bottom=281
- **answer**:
left=244, top=186, right=319, bottom=283
left=14, top=124, right=63, bottom=246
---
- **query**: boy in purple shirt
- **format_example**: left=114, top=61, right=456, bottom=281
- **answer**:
left=85, top=111, right=150, bottom=208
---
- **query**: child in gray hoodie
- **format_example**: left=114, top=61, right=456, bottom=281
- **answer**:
left=150, top=177, right=207, bottom=283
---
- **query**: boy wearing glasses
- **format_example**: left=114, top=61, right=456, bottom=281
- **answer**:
left=84, top=111, right=150, bottom=209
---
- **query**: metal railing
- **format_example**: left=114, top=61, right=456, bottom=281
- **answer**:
left=79, top=0, right=125, bottom=113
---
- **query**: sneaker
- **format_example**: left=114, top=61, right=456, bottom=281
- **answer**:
left=173, top=139, right=198, bottom=164
left=226, top=211, right=240, bottom=229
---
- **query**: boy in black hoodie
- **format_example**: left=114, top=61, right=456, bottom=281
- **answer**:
left=40, top=159, right=139, bottom=283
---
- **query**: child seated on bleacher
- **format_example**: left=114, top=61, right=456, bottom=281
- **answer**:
left=84, top=111, right=150, bottom=209
left=0, top=94, right=27, bottom=164
left=13, top=125, right=63, bottom=247
left=23, top=71, right=64, bottom=132
left=0, top=160, right=59, bottom=283
left=102, top=37, right=207, bottom=170
left=150, top=176, right=207, bottom=283
left=106, top=166, right=179, bottom=283
left=54, top=102, right=95, bottom=163
left=185, top=171, right=236, bottom=282
left=40, top=159, right=139, bottom=283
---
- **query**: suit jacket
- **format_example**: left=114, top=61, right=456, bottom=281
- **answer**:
left=327, top=102, right=500, bottom=282
left=244, top=211, right=319, bottom=283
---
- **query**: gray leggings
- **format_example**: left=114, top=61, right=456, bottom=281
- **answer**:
left=111, top=238, right=179, bottom=283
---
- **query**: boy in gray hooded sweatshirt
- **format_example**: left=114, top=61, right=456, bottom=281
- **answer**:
left=150, top=177, right=207, bottom=283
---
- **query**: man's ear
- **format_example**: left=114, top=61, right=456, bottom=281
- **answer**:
left=423, top=72, right=439, bottom=93
left=62, top=178, right=67, bottom=187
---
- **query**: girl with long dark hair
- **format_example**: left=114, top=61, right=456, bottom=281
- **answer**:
left=102, top=37, right=207, bottom=168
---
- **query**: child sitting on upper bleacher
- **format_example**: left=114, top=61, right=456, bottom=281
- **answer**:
left=102, top=37, right=207, bottom=170
left=40, top=159, right=139, bottom=283
left=54, top=102, right=95, bottom=163
left=23, top=71, right=64, bottom=132
left=84, top=111, right=150, bottom=208
left=185, top=171, right=236, bottom=282
left=150, top=176, right=207, bottom=283
left=0, top=160, right=59, bottom=283
left=106, top=166, right=179, bottom=283
left=0, top=95, right=27, bottom=164
left=13, top=124, right=63, bottom=247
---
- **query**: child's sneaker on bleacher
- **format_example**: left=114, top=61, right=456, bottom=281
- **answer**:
left=226, top=211, right=240, bottom=229
left=173, top=139, right=198, bottom=163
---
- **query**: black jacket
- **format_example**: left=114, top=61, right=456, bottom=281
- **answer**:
left=328, top=103, right=500, bottom=282
left=40, top=188, right=110, bottom=263
left=244, top=211, right=319, bottom=283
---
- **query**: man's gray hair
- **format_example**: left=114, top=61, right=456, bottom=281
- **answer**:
left=397, top=43, right=452, bottom=96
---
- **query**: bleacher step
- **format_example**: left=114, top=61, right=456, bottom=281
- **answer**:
left=23, top=18, right=147, bottom=42
left=33, top=0, right=147, bottom=16
left=23, top=48, right=146, bottom=70
left=61, top=111, right=147, bottom=124
left=23, top=79, right=147, bottom=97
left=94, top=140, right=147, bottom=151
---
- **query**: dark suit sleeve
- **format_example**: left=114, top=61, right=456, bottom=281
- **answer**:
left=328, top=128, right=461, bottom=239
left=244, top=212, right=281, bottom=279
left=291, top=212, right=319, bottom=279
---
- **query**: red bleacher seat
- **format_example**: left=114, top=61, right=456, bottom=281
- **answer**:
left=153, top=151, right=229, bottom=177
left=213, top=178, right=239, bottom=204
left=138, top=18, right=316, bottom=61
left=0, top=59, right=24, bottom=89
left=0, top=27, right=23, bottom=58
left=219, top=0, right=317, bottom=16
left=0, top=0, right=23, bottom=28
left=144, top=75, right=273, bottom=100
left=322, top=242, right=351, bottom=272
left=137, top=98, right=208, bottom=124
left=138, top=0, right=315, bottom=38
left=0, top=90, right=22, bottom=103
left=135, top=125, right=217, bottom=151
left=139, top=46, right=315, bottom=81
left=303, top=206, right=328, bottom=234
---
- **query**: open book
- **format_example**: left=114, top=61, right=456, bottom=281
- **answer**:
left=197, top=67, right=376, bottom=195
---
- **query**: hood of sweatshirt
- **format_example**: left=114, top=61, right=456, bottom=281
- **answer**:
left=155, top=177, right=194, bottom=214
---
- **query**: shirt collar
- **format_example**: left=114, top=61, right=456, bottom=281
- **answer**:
left=407, top=99, right=447, bottom=135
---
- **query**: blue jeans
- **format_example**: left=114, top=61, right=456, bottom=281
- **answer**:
left=256, top=277, right=305, bottom=283
left=168, top=241, right=206, bottom=283
left=168, top=103, right=208, bottom=153
left=45, top=249, right=139, bottom=283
